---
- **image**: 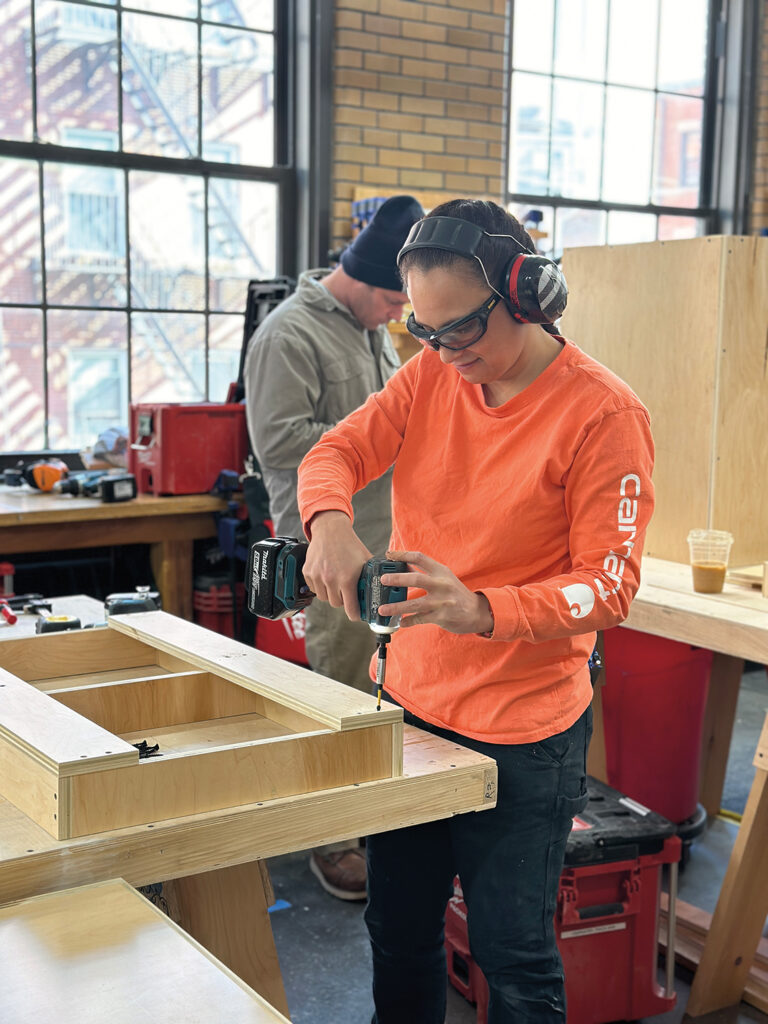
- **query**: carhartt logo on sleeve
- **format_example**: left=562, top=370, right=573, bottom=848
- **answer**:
left=561, top=472, right=642, bottom=617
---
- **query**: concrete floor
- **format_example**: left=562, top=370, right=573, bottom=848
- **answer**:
left=267, top=666, right=768, bottom=1024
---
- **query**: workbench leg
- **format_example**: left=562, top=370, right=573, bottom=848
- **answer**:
left=163, top=860, right=290, bottom=1019
left=698, top=653, right=744, bottom=815
left=686, top=747, right=768, bottom=1016
left=150, top=539, right=194, bottom=620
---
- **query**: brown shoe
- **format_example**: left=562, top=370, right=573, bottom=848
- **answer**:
left=309, top=848, right=367, bottom=901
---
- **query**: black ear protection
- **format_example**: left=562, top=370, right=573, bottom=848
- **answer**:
left=397, top=216, right=568, bottom=325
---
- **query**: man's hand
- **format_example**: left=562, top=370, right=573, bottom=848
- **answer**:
left=303, top=511, right=372, bottom=621
left=378, top=550, right=494, bottom=635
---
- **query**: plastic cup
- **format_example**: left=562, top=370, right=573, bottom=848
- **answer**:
left=686, top=529, right=734, bottom=594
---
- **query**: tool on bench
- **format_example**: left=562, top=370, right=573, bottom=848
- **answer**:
left=246, top=537, right=408, bottom=710
left=53, top=470, right=137, bottom=502
left=0, top=601, right=17, bottom=626
left=105, top=586, right=161, bottom=615
left=4, top=458, right=69, bottom=491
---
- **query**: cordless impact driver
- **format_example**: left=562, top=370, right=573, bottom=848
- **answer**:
left=246, top=536, right=407, bottom=709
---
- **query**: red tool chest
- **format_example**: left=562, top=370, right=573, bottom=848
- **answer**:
left=445, top=776, right=681, bottom=1024
left=128, top=403, right=248, bottom=495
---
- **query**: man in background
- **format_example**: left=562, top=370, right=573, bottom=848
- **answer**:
left=244, top=194, right=423, bottom=900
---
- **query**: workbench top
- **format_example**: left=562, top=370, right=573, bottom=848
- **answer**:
left=0, top=485, right=226, bottom=525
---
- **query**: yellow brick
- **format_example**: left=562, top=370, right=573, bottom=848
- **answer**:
left=425, top=80, right=467, bottom=101
left=446, top=27, right=489, bottom=48
left=446, top=137, right=482, bottom=156
left=337, top=143, right=376, bottom=163
left=400, top=169, right=446, bottom=188
left=336, top=107, right=375, bottom=127
left=363, top=89, right=401, bottom=111
left=335, top=0, right=379, bottom=11
left=336, top=10, right=363, bottom=30
left=423, top=42, right=469, bottom=64
left=364, top=52, right=400, bottom=73
left=378, top=35, right=426, bottom=58
left=384, top=0, right=426, bottom=20
left=446, top=101, right=495, bottom=120
left=424, top=4, right=469, bottom=28
left=470, top=11, right=506, bottom=33
left=399, top=131, right=446, bottom=153
left=467, top=121, right=502, bottom=140
left=363, top=127, right=400, bottom=147
left=336, top=29, right=378, bottom=50
left=362, top=165, right=401, bottom=184
left=378, top=112, right=424, bottom=131
left=379, top=147, right=425, bottom=168
left=335, top=162, right=365, bottom=179
left=401, top=58, right=446, bottom=80
left=378, top=74, right=425, bottom=96
left=466, top=157, right=502, bottom=176
left=337, top=69, right=379, bottom=91
left=401, top=95, right=445, bottom=116
left=423, top=116, right=470, bottom=136
left=336, top=49, right=364, bottom=69
left=444, top=173, right=488, bottom=192
left=424, top=153, right=467, bottom=172
left=407, top=21, right=447, bottom=43
left=364, top=13, right=401, bottom=35
left=335, top=125, right=363, bottom=144
left=335, top=86, right=363, bottom=106
left=469, top=85, right=501, bottom=105
left=448, top=65, right=491, bottom=86
left=488, top=143, right=502, bottom=159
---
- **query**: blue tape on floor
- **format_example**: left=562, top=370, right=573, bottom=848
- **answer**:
left=268, top=899, right=292, bottom=913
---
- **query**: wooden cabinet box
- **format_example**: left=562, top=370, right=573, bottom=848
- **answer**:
left=0, top=612, right=403, bottom=840
left=560, top=235, right=768, bottom=566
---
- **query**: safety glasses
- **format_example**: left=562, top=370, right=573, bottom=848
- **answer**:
left=405, top=294, right=500, bottom=351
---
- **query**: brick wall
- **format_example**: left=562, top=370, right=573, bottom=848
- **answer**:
left=751, top=1, right=768, bottom=232
left=331, top=0, right=508, bottom=250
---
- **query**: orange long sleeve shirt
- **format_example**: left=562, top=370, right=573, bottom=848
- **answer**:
left=298, top=337, right=655, bottom=744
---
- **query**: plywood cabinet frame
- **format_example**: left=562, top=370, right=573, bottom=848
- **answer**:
left=0, top=612, right=403, bottom=839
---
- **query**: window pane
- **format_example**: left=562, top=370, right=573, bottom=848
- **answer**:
left=658, top=215, right=705, bottom=241
left=602, top=87, right=654, bottom=204
left=202, top=25, right=274, bottom=167
left=124, top=0, right=196, bottom=18
left=506, top=202, right=555, bottom=259
left=131, top=312, right=205, bottom=403
left=0, top=308, right=45, bottom=450
left=43, top=162, right=127, bottom=307
left=208, top=178, right=277, bottom=311
left=46, top=309, right=127, bottom=448
left=511, top=0, right=554, bottom=74
left=0, top=158, right=42, bottom=304
left=203, top=0, right=274, bottom=32
left=551, top=80, right=603, bottom=200
left=35, top=1, right=118, bottom=146
left=122, top=12, right=198, bottom=158
left=554, top=208, right=606, bottom=260
left=0, top=0, right=33, bottom=141
left=607, top=0, right=659, bottom=88
left=657, top=0, right=708, bottom=95
left=652, top=94, right=703, bottom=208
left=129, top=171, right=205, bottom=309
left=508, top=72, right=551, bottom=195
left=554, top=0, right=607, bottom=82
left=606, top=211, right=657, bottom=245
left=209, top=313, right=244, bottom=402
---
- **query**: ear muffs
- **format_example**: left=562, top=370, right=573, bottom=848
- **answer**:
left=503, top=253, right=568, bottom=324
left=398, top=215, right=568, bottom=325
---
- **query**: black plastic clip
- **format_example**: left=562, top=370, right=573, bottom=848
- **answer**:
left=133, top=740, right=161, bottom=759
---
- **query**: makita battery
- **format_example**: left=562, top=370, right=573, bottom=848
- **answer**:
left=445, top=776, right=681, bottom=1024
left=128, top=403, right=248, bottom=495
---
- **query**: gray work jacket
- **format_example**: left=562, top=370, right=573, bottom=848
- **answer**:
left=244, top=269, right=400, bottom=553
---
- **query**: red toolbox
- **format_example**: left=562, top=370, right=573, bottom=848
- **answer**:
left=445, top=776, right=681, bottom=1024
left=193, top=582, right=245, bottom=639
left=128, top=403, right=249, bottom=495
left=254, top=611, right=309, bottom=667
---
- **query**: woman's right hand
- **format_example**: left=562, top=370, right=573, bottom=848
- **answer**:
left=303, top=511, right=371, bottom=621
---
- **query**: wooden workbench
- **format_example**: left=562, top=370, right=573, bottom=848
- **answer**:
left=0, top=487, right=226, bottom=619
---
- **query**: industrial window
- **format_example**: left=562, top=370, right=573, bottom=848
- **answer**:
left=506, top=0, right=715, bottom=258
left=0, top=0, right=291, bottom=452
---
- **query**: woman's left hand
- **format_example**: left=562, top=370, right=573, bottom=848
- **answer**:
left=378, top=550, right=494, bottom=636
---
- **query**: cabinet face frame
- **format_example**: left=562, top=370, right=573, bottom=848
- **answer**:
left=0, top=613, right=403, bottom=839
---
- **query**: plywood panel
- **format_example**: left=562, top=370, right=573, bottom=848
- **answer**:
left=712, top=235, right=768, bottom=563
left=560, top=237, right=724, bottom=564
left=68, top=723, right=396, bottom=836
left=0, top=879, right=291, bottom=1023
left=0, top=628, right=156, bottom=682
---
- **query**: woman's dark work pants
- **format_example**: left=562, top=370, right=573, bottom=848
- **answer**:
left=365, top=704, right=592, bottom=1024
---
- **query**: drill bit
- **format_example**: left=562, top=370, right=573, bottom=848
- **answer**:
left=375, top=635, right=390, bottom=711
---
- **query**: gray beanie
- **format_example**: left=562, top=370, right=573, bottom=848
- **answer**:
left=341, top=195, right=424, bottom=292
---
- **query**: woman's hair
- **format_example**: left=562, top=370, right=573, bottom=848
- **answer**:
left=398, top=199, right=536, bottom=292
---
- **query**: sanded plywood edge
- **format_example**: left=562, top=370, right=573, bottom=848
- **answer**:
left=67, top=723, right=398, bottom=837
left=0, top=627, right=157, bottom=681
left=754, top=713, right=768, bottom=772
left=0, top=666, right=138, bottom=777
left=108, top=612, right=403, bottom=732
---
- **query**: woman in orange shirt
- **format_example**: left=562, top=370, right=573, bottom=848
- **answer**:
left=297, top=199, right=655, bottom=1024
